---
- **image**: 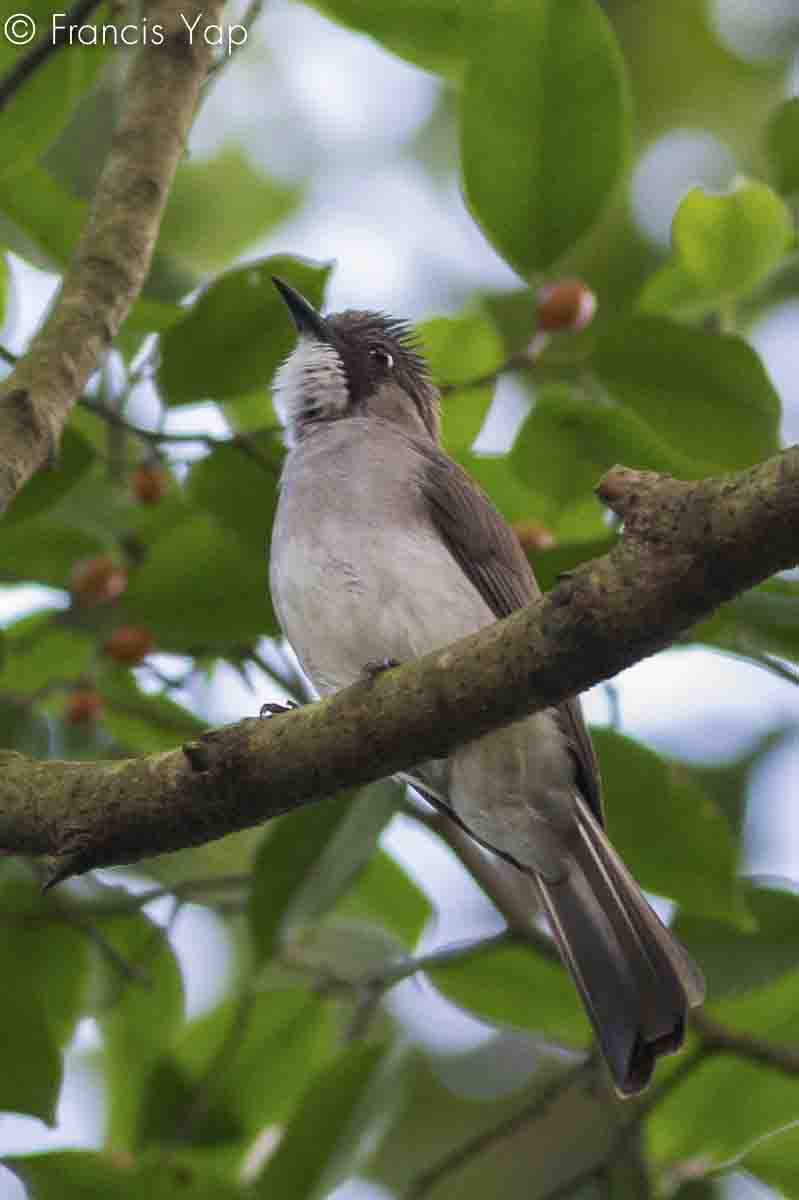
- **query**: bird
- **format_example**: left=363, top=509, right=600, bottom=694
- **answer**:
left=268, top=276, right=705, bottom=1096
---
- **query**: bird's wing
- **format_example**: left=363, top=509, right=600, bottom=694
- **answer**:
left=416, top=440, right=603, bottom=824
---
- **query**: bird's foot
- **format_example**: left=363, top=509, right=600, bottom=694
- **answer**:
left=361, top=657, right=400, bottom=682
left=259, top=699, right=299, bottom=718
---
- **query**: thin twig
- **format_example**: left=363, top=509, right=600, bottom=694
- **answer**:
left=404, top=1056, right=596, bottom=1200
left=204, top=0, right=265, bottom=81
left=0, top=0, right=102, bottom=112
left=535, top=1044, right=714, bottom=1200
left=81, top=397, right=281, bottom=468
left=692, top=1011, right=799, bottom=1076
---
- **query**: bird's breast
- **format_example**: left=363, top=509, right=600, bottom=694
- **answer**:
left=269, top=435, right=494, bottom=695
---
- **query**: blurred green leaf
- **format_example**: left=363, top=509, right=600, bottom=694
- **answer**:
left=116, top=298, right=185, bottom=362
left=7, top=1151, right=243, bottom=1200
left=99, top=665, right=207, bottom=754
left=430, top=939, right=587, bottom=1045
left=158, top=256, right=332, bottom=404
left=97, top=910, right=184, bottom=1148
left=136, top=1056, right=244, bottom=1149
left=593, top=317, right=781, bottom=472
left=249, top=791, right=375, bottom=963
left=420, top=311, right=503, bottom=453
left=510, top=384, right=693, bottom=523
left=251, top=1041, right=389, bottom=1199
left=174, top=988, right=332, bottom=1134
left=0, top=1, right=109, bottom=181
left=530, top=534, right=617, bottom=593
left=742, top=1120, right=799, bottom=1196
left=159, top=146, right=301, bottom=272
left=765, top=96, right=799, bottom=196
left=306, top=0, right=465, bottom=75
left=461, top=0, right=631, bottom=274
left=186, top=434, right=283, bottom=555
left=676, top=883, right=799, bottom=1001
left=637, top=260, right=717, bottom=320
left=1, top=613, right=93, bottom=694
left=594, top=729, right=746, bottom=924
left=0, top=698, right=50, bottom=755
left=0, top=163, right=86, bottom=269
left=672, top=181, right=793, bottom=300
left=4, top=429, right=95, bottom=525
left=0, top=517, right=104, bottom=588
left=695, top=578, right=799, bottom=666
left=121, top=512, right=274, bottom=652
left=0, top=863, right=89, bottom=1123
left=337, top=845, right=431, bottom=946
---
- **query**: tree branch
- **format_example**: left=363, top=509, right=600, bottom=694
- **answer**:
left=0, top=449, right=798, bottom=880
left=0, top=0, right=223, bottom=514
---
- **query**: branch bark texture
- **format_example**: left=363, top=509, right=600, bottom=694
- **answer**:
left=0, top=0, right=222, bottom=513
left=1, top=448, right=798, bottom=880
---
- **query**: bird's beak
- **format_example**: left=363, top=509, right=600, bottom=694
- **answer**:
left=272, top=277, right=330, bottom=342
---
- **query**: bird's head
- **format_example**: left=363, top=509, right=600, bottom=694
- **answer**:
left=272, top=277, right=440, bottom=446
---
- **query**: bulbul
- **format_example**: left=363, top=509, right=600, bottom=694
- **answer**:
left=268, top=277, right=705, bottom=1095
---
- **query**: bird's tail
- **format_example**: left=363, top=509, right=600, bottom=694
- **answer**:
left=535, top=796, right=705, bottom=1096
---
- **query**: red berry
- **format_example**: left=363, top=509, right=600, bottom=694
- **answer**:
left=513, top=519, right=556, bottom=553
left=104, top=625, right=155, bottom=666
left=537, top=279, right=597, bottom=333
left=132, top=465, right=168, bottom=505
left=70, top=557, right=128, bottom=607
left=64, top=688, right=102, bottom=725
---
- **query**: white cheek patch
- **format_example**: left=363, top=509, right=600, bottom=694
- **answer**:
left=273, top=338, right=350, bottom=445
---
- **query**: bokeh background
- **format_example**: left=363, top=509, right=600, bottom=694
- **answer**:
left=1, top=1, right=799, bottom=1197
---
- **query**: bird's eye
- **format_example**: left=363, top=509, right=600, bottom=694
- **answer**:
left=369, top=348, right=394, bottom=370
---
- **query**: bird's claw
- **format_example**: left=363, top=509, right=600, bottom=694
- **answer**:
left=361, top=657, right=400, bottom=682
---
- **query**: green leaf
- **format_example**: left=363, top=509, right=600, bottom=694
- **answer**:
left=0, top=863, right=90, bottom=1123
left=651, top=970, right=799, bottom=1169
left=0, top=518, right=103, bottom=588
left=136, top=1057, right=244, bottom=1149
left=676, top=883, right=799, bottom=1001
left=594, top=729, right=745, bottom=924
left=7, top=1151, right=243, bottom=1200
left=0, top=1, right=108, bottom=180
left=249, top=792, right=370, bottom=963
left=766, top=97, right=799, bottom=196
left=0, top=698, right=50, bottom=755
left=280, top=780, right=404, bottom=932
left=174, top=988, right=332, bottom=1134
left=121, top=512, right=274, bottom=652
left=672, top=180, right=793, bottom=299
left=742, top=1121, right=799, bottom=1196
left=186, top=434, right=284, bottom=555
left=97, top=911, right=184, bottom=1149
left=305, top=0, right=465, bottom=75
left=116, top=298, right=185, bottom=362
left=695, top=578, right=799, bottom=666
left=0, top=164, right=86, bottom=270
left=4, top=429, right=95, bottom=525
left=158, top=256, right=332, bottom=405
left=98, top=665, right=207, bottom=754
left=430, top=939, right=587, bottom=1045
left=510, top=384, right=693, bottom=523
left=419, top=311, right=503, bottom=454
left=158, top=146, right=301, bottom=272
left=251, top=1042, right=388, bottom=1199
left=461, top=0, right=631, bottom=274
left=637, top=260, right=717, bottom=320
left=1, top=614, right=93, bottom=694
left=593, top=317, right=781, bottom=472
left=529, top=534, right=617, bottom=593
left=337, top=846, right=431, bottom=946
